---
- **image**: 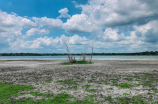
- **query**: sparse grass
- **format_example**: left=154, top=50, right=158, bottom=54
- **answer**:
left=86, top=89, right=97, bottom=93
left=69, top=86, right=77, bottom=90
left=86, top=94, right=96, bottom=99
left=123, top=78, right=134, bottom=81
left=123, top=93, right=130, bottom=96
left=61, top=60, right=93, bottom=65
left=82, top=85, right=91, bottom=89
left=0, top=82, right=36, bottom=103
left=112, top=83, right=133, bottom=88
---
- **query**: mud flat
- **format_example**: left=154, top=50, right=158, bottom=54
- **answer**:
left=0, top=60, right=158, bottom=103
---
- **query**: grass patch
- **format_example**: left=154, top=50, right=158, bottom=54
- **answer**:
left=0, top=82, right=35, bottom=103
left=86, top=89, right=97, bottom=93
left=82, top=85, right=91, bottom=89
left=124, top=93, right=130, bottom=96
left=113, top=83, right=133, bottom=88
left=55, top=80, right=63, bottom=83
left=118, top=95, right=148, bottom=104
left=69, top=86, right=77, bottom=90
left=123, top=78, right=134, bottom=81
left=61, top=61, right=93, bottom=65
left=86, top=94, right=96, bottom=99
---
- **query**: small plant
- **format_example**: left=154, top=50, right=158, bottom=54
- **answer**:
left=86, top=89, right=97, bottom=93
left=55, top=80, right=63, bottom=83
left=86, top=94, right=96, bottom=99
left=82, top=85, right=91, bottom=89
left=69, top=86, right=77, bottom=90
left=124, top=93, right=130, bottom=95
left=113, top=83, right=133, bottom=88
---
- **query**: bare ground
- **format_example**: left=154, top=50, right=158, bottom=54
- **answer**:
left=0, top=60, right=158, bottom=103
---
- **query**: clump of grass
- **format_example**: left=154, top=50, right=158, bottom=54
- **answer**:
left=113, top=83, right=133, bottom=88
left=86, top=89, right=97, bottom=93
left=124, top=93, right=130, bottom=96
left=86, top=94, right=96, bottom=99
left=55, top=80, right=63, bottom=83
left=69, top=86, right=77, bottom=90
left=91, top=76, right=95, bottom=78
left=117, top=95, right=148, bottom=104
left=82, top=85, right=91, bottom=89
left=27, top=91, right=43, bottom=96
left=61, top=60, right=93, bottom=65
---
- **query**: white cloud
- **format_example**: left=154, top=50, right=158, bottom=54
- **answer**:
left=66, top=0, right=158, bottom=33
left=0, top=10, right=37, bottom=29
left=58, top=8, right=71, bottom=18
left=32, top=17, right=63, bottom=30
left=63, top=14, right=100, bottom=33
left=26, top=28, right=49, bottom=36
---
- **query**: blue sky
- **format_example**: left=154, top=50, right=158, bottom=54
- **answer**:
left=0, top=0, right=158, bottom=53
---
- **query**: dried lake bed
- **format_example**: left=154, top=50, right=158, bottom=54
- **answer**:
left=0, top=60, right=158, bottom=103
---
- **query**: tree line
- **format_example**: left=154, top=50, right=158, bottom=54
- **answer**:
left=0, top=51, right=158, bottom=56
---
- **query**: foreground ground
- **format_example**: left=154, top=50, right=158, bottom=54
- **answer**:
left=0, top=59, right=158, bottom=104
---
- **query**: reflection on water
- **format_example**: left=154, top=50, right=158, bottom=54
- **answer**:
left=0, top=56, right=158, bottom=60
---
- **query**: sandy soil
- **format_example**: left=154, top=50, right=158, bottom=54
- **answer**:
left=0, top=59, right=158, bottom=103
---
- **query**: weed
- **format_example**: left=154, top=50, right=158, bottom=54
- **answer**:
left=86, top=94, right=96, bottom=99
left=113, top=83, right=133, bottom=88
left=55, top=80, right=63, bottom=83
left=69, top=86, right=77, bottom=90
left=124, top=93, right=130, bottom=95
left=82, top=85, right=91, bottom=89
left=86, top=89, right=97, bottom=93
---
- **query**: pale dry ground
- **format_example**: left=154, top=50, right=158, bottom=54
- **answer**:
left=0, top=60, right=158, bottom=103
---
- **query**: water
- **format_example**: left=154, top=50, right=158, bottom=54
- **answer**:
left=0, top=55, right=158, bottom=60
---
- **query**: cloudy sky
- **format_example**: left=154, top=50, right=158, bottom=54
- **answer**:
left=0, top=0, right=158, bottom=53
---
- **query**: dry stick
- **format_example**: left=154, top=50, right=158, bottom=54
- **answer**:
left=88, top=42, right=94, bottom=63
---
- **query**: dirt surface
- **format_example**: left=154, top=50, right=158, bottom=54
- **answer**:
left=0, top=60, right=158, bottom=103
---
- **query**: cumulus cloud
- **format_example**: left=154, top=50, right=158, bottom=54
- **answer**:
left=0, top=10, right=37, bottom=29
left=32, top=17, right=63, bottom=30
left=26, top=28, right=49, bottom=36
left=65, top=0, right=158, bottom=33
left=58, top=8, right=71, bottom=18
left=63, top=14, right=100, bottom=33
left=133, top=20, right=158, bottom=44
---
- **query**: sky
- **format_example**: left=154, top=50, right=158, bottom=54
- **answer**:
left=0, top=0, right=158, bottom=53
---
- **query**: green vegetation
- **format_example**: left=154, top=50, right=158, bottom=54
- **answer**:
left=82, top=85, right=91, bottom=89
left=0, top=82, right=99, bottom=104
left=61, top=60, right=93, bottom=65
left=0, top=82, right=35, bottom=103
left=112, top=83, right=133, bottom=88
left=123, top=93, right=130, bottom=96
left=123, top=78, right=134, bottom=81
left=86, top=94, right=96, bottom=99
left=69, top=86, right=77, bottom=90
left=55, top=80, right=78, bottom=85
left=86, top=89, right=97, bottom=93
